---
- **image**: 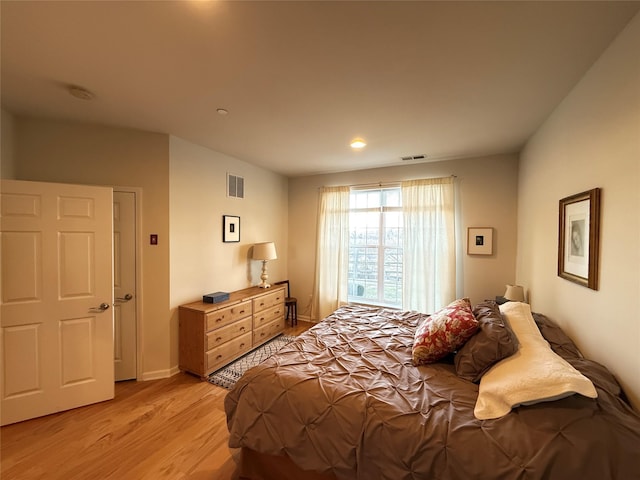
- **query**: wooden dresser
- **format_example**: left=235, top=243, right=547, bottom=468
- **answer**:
left=178, top=285, right=286, bottom=379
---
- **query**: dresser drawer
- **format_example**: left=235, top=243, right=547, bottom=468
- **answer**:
left=253, top=288, right=285, bottom=313
left=206, top=317, right=251, bottom=350
left=253, top=318, right=285, bottom=346
left=253, top=303, right=285, bottom=329
left=207, top=331, right=252, bottom=372
left=206, top=300, right=251, bottom=331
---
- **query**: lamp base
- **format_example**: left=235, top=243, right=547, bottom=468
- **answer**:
left=258, top=260, right=271, bottom=288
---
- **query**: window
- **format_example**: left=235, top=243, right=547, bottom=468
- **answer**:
left=348, top=187, right=403, bottom=307
left=314, top=177, right=454, bottom=318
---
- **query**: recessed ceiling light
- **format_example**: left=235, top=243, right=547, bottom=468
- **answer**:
left=217, top=108, right=229, bottom=115
left=350, top=138, right=366, bottom=149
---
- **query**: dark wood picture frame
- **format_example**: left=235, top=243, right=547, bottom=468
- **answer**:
left=223, top=215, right=240, bottom=243
left=558, top=188, right=601, bottom=290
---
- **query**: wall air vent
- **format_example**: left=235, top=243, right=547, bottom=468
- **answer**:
left=401, top=154, right=427, bottom=161
left=227, top=173, right=245, bottom=199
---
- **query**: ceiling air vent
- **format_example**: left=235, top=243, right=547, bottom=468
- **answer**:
left=401, top=154, right=427, bottom=161
left=227, top=173, right=244, bottom=199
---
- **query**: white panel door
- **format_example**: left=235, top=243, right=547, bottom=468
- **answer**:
left=113, top=191, right=137, bottom=381
left=1, top=179, right=114, bottom=426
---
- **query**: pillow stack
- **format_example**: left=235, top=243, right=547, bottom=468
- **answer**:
left=473, top=302, right=597, bottom=419
left=411, top=299, right=597, bottom=419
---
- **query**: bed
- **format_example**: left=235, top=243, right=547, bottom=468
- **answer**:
left=225, top=301, right=640, bottom=480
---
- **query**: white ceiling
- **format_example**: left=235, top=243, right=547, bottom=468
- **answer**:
left=2, top=1, right=638, bottom=177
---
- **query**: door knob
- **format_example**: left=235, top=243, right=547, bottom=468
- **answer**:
left=90, top=303, right=110, bottom=313
left=115, top=293, right=133, bottom=303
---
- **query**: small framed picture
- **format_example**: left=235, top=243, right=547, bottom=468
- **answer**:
left=558, top=188, right=600, bottom=290
left=467, top=227, right=493, bottom=255
left=223, top=215, right=240, bottom=243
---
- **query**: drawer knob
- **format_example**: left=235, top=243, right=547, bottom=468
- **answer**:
left=240, top=326, right=245, bottom=331
left=216, top=354, right=222, bottom=360
left=240, top=343, right=245, bottom=348
left=216, top=337, right=222, bottom=342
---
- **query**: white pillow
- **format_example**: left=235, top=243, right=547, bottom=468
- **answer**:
left=474, top=302, right=597, bottom=420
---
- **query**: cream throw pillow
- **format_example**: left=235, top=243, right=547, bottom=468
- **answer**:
left=474, top=302, right=597, bottom=420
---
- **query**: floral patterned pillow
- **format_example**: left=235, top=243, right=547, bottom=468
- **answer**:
left=412, top=298, right=479, bottom=365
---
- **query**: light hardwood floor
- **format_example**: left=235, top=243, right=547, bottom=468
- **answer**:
left=0, top=321, right=312, bottom=480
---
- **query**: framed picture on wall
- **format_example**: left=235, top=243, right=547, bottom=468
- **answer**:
left=558, top=188, right=600, bottom=290
left=223, top=215, right=240, bottom=243
left=467, top=227, right=493, bottom=255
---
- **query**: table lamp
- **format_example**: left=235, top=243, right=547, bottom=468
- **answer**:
left=253, top=242, right=277, bottom=288
left=504, top=284, right=525, bottom=302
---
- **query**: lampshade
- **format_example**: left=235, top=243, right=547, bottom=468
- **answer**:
left=252, top=242, right=277, bottom=261
left=504, top=284, right=525, bottom=302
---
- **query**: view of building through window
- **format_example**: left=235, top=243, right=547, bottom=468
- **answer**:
left=348, top=187, right=403, bottom=307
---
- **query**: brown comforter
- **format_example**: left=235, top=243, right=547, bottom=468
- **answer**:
left=225, top=305, right=640, bottom=479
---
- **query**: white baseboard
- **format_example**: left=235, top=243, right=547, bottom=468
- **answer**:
left=140, top=365, right=181, bottom=381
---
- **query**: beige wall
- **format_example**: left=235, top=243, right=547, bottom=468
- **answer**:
left=288, top=153, right=519, bottom=319
left=517, top=13, right=640, bottom=409
left=5, top=117, right=290, bottom=379
left=168, top=136, right=288, bottom=365
left=1, top=109, right=16, bottom=179
left=10, top=116, right=172, bottom=379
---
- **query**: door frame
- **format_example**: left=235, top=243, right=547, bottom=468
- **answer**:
left=113, top=186, right=143, bottom=381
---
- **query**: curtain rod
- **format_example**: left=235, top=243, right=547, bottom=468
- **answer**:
left=348, top=174, right=457, bottom=189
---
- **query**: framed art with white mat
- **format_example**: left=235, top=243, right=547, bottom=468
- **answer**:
left=467, top=227, right=493, bottom=255
left=223, top=215, right=240, bottom=243
left=557, top=188, right=600, bottom=290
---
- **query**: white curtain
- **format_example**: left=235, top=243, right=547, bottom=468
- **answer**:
left=312, top=186, right=350, bottom=321
left=402, top=177, right=456, bottom=313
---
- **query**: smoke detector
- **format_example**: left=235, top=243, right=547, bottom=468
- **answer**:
left=67, top=85, right=95, bottom=101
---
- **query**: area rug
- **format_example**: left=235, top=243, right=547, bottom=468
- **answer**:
left=208, top=334, right=296, bottom=389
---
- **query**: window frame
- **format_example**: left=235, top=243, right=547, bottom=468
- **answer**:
left=347, top=185, right=403, bottom=308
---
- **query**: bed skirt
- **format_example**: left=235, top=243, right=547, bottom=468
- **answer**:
left=238, top=448, right=337, bottom=480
